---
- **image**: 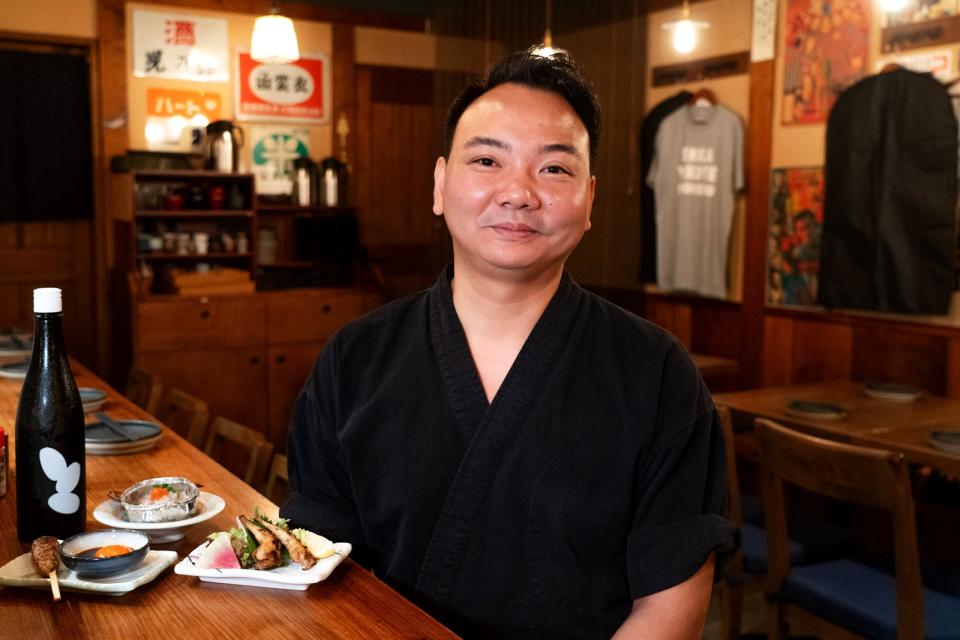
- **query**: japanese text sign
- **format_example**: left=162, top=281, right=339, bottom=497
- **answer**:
left=146, top=88, right=222, bottom=120
left=235, top=51, right=330, bottom=123
left=132, top=9, right=229, bottom=82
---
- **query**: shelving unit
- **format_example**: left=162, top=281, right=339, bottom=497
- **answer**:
left=131, top=170, right=257, bottom=292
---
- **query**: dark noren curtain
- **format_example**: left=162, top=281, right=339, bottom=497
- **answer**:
left=0, top=49, right=93, bottom=222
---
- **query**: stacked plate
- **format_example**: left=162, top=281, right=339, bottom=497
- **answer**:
left=80, top=387, right=108, bottom=413
left=0, top=333, right=32, bottom=357
left=862, top=381, right=924, bottom=403
left=785, top=400, right=848, bottom=420
left=929, top=431, right=960, bottom=455
left=0, top=359, right=29, bottom=380
left=85, top=419, right=162, bottom=455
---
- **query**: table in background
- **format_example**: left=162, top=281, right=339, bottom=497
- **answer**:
left=691, top=353, right=739, bottom=378
left=0, top=361, right=459, bottom=639
left=714, top=380, right=960, bottom=476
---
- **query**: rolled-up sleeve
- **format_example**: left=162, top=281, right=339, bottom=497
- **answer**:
left=626, top=345, right=740, bottom=598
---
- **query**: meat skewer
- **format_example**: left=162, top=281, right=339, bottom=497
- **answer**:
left=238, top=515, right=281, bottom=570
left=253, top=517, right=317, bottom=570
left=31, top=536, right=61, bottom=601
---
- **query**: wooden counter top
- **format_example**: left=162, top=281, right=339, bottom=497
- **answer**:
left=0, top=361, right=458, bottom=639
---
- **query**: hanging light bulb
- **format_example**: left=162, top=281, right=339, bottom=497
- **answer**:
left=662, top=0, right=709, bottom=54
left=880, top=0, right=908, bottom=11
left=251, top=1, right=300, bottom=64
left=532, top=0, right=567, bottom=57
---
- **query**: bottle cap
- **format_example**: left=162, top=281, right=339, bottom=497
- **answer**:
left=33, top=288, right=63, bottom=313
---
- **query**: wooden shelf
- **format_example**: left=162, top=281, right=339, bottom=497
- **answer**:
left=135, top=209, right=254, bottom=218
left=136, top=252, right=253, bottom=261
left=258, top=204, right=355, bottom=215
left=133, top=169, right=253, bottom=180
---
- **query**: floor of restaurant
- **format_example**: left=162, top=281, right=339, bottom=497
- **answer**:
left=702, top=584, right=864, bottom=639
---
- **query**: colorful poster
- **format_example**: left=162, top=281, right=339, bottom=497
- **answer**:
left=782, top=0, right=870, bottom=125
left=248, top=125, right=311, bottom=195
left=132, top=9, right=229, bottom=82
left=144, top=88, right=222, bottom=151
left=235, top=52, right=330, bottom=123
left=885, top=0, right=957, bottom=26
left=768, top=167, right=824, bottom=306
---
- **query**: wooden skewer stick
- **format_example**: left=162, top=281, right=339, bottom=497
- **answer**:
left=48, top=570, right=61, bottom=602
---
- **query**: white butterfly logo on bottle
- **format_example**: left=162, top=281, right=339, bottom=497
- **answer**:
left=38, top=447, right=81, bottom=514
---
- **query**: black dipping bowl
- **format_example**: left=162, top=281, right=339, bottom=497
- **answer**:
left=60, top=529, right=150, bottom=577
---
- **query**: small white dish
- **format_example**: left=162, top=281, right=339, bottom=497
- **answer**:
left=80, top=387, right=108, bottom=413
left=174, top=540, right=351, bottom=590
left=86, top=435, right=163, bottom=456
left=863, top=382, right=923, bottom=403
left=93, top=492, right=225, bottom=543
left=0, top=547, right=177, bottom=595
left=929, top=431, right=960, bottom=456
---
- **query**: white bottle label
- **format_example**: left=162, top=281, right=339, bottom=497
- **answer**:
left=38, top=447, right=81, bottom=514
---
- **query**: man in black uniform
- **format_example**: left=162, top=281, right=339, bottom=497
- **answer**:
left=282, top=50, right=736, bottom=639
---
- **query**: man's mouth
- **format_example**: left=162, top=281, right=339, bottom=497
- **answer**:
left=490, top=222, right=536, bottom=233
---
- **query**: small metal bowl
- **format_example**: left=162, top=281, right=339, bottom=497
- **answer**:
left=60, top=529, right=149, bottom=577
left=120, top=477, right=199, bottom=523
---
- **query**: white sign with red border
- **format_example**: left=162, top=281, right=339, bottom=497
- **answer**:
left=131, top=9, right=229, bottom=82
left=235, top=51, right=330, bottom=124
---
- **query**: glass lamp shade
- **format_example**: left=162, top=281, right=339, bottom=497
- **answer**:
left=251, top=14, right=300, bottom=64
left=672, top=20, right=698, bottom=54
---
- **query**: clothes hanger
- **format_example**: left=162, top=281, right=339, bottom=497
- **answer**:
left=689, top=87, right=717, bottom=107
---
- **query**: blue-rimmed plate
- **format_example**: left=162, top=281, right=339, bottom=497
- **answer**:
left=85, top=419, right=163, bottom=455
left=785, top=400, right=847, bottom=420
left=80, top=387, right=108, bottom=413
left=863, top=381, right=924, bottom=403
left=0, top=359, right=28, bottom=380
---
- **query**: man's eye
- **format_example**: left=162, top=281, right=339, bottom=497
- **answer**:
left=544, top=165, right=571, bottom=175
left=472, top=157, right=496, bottom=167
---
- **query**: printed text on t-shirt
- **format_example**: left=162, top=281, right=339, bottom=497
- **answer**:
left=676, top=146, right=717, bottom=198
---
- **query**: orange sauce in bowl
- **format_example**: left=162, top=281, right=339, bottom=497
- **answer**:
left=93, top=545, right=133, bottom=559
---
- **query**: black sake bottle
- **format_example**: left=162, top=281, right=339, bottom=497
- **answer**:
left=15, top=288, right=86, bottom=541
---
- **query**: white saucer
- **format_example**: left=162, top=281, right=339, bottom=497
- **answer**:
left=93, top=492, right=226, bottom=543
left=80, top=387, right=108, bottom=413
left=0, top=549, right=177, bottom=595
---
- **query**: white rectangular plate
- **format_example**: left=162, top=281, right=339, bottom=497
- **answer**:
left=174, top=541, right=351, bottom=590
left=0, top=549, right=178, bottom=595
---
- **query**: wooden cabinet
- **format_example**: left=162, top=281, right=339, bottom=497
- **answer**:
left=133, top=288, right=382, bottom=453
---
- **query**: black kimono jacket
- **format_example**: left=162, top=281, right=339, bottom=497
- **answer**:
left=282, top=267, right=737, bottom=639
left=819, top=68, right=958, bottom=314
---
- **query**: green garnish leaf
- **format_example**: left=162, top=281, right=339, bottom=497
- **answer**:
left=253, top=507, right=289, bottom=530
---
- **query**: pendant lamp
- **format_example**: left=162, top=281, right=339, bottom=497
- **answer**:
left=662, top=0, right=709, bottom=55
left=532, top=0, right=567, bottom=57
left=251, top=1, right=300, bottom=64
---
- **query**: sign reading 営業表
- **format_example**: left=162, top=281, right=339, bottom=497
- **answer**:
left=235, top=51, right=330, bottom=124
left=132, top=9, right=229, bottom=82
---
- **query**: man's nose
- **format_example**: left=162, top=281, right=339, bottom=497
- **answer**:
left=496, top=171, right=541, bottom=210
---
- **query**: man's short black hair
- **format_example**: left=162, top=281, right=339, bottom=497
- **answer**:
left=442, top=48, right=601, bottom=169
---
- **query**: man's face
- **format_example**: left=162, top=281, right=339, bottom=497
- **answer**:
left=433, top=83, right=595, bottom=280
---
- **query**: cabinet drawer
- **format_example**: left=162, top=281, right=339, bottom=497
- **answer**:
left=137, top=297, right=268, bottom=351
left=268, top=291, right=381, bottom=344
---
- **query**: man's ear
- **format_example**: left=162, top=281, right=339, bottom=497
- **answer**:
left=584, top=175, right=596, bottom=232
left=432, top=156, right=447, bottom=216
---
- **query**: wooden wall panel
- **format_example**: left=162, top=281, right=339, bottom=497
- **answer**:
left=691, top=305, right=741, bottom=358
left=792, top=319, right=852, bottom=383
left=947, top=338, right=960, bottom=398
left=762, top=315, right=794, bottom=387
left=644, top=298, right=692, bottom=347
left=851, top=327, right=946, bottom=395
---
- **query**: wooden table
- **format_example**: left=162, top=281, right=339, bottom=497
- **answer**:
left=691, top=353, right=739, bottom=378
left=0, top=361, right=459, bottom=639
left=714, top=380, right=960, bottom=476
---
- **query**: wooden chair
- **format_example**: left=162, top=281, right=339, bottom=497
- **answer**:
left=204, top=416, right=274, bottom=486
left=718, top=408, right=856, bottom=640
left=125, top=368, right=163, bottom=416
left=757, top=418, right=960, bottom=640
left=155, top=388, right=210, bottom=449
left=264, top=453, right=289, bottom=504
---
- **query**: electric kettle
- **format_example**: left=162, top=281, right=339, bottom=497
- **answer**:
left=204, top=120, right=244, bottom=173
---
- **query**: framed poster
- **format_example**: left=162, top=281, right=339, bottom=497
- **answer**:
left=248, top=125, right=311, bottom=194
left=144, top=88, right=222, bottom=151
left=875, top=50, right=953, bottom=81
left=885, top=0, right=957, bottom=26
left=781, top=0, right=869, bottom=125
left=768, top=167, right=824, bottom=306
left=132, top=9, right=229, bottom=81
left=235, top=51, right=330, bottom=123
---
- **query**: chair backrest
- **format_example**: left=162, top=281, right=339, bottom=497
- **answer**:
left=718, top=407, right=744, bottom=576
left=755, top=418, right=922, bottom=638
left=264, top=453, right=289, bottom=504
left=155, top=388, right=210, bottom=449
left=125, top=368, right=163, bottom=416
left=204, top=416, right=274, bottom=486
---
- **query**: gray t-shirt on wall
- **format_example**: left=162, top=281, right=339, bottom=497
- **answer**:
left=647, top=102, right=744, bottom=298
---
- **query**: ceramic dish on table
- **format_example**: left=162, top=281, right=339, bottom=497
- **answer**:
left=175, top=539, right=351, bottom=590
left=0, top=334, right=32, bottom=357
left=929, top=431, right=960, bottom=455
left=80, top=387, right=108, bottom=413
left=60, top=529, right=150, bottom=577
left=862, top=381, right=924, bottom=403
left=85, top=419, right=162, bottom=455
left=785, top=400, right=847, bottom=420
left=0, top=359, right=29, bottom=380
left=0, top=537, right=176, bottom=596
left=93, top=492, right=225, bottom=543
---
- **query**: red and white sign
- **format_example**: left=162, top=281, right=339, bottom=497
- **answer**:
left=235, top=51, right=330, bottom=124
